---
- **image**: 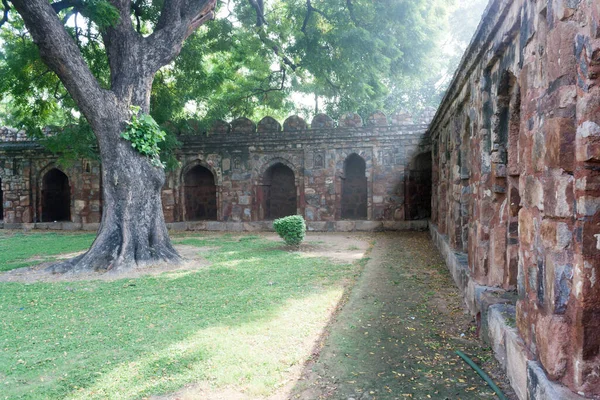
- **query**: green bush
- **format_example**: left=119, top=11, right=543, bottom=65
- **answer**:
left=273, top=215, right=306, bottom=246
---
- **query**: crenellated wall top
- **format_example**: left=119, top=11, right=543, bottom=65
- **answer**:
left=194, top=109, right=435, bottom=136
left=1, top=108, right=435, bottom=142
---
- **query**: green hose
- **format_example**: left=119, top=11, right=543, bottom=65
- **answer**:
left=455, top=350, right=507, bottom=400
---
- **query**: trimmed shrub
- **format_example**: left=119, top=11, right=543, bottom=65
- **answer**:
left=273, top=215, right=306, bottom=246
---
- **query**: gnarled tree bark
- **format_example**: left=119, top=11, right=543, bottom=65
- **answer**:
left=10, top=0, right=216, bottom=273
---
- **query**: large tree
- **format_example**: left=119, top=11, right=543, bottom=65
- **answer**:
left=0, top=0, right=448, bottom=273
left=3, top=0, right=217, bottom=273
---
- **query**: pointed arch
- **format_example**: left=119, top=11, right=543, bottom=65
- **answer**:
left=41, top=168, right=71, bottom=222
left=341, top=153, right=367, bottom=220
left=262, top=162, right=297, bottom=219
left=181, top=160, right=219, bottom=221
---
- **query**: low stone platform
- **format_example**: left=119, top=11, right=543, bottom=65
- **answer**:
left=430, top=223, right=586, bottom=400
left=0, top=220, right=428, bottom=232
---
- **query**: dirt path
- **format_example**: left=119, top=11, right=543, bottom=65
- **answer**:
left=290, top=232, right=516, bottom=400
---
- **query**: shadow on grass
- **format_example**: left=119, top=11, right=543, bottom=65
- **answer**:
left=0, top=234, right=364, bottom=400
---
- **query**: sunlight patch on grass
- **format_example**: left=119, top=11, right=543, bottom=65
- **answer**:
left=68, top=289, right=343, bottom=399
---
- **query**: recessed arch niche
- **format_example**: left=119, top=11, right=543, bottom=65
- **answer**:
left=263, top=163, right=297, bottom=219
left=341, top=154, right=368, bottom=220
left=184, top=165, right=218, bottom=221
left=41, top=168, right=71, bottom=222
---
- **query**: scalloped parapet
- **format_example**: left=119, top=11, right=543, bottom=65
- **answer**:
left=390, top=110, right=413, bottom=125
left=367, top=111, right=388, bottom=126
left=339, top=112, right=363, bottom=128
left=283, top=115, right=307, bottom=132
left=231, top=117, right=256, bottom=134
left=311, top=113, right=335, bottom=129
left=209, top=119, right=230, bottom=135
left=0, top=127, right=29, bottom=142
left=257, top=116, right=281, bottom=133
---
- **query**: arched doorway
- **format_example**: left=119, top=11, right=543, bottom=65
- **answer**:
left=184, top=165, right=217, bottom=220
left=342, top=154, right=367, bottom=219
left=263, top=163, right=297, bottom=219
left=42, top=168, right=71, bottom=222
left=405, top=151, right=433, bottom=220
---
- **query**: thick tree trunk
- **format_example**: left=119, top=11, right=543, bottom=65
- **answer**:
left=49, top=105, right=182, bottom=274
left=9, top=0, right=216, bottom=274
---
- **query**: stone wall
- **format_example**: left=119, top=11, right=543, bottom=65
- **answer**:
left=0, top=111, right=432, bottom=230
left=429, top=0, right=600, bottom=397
left=0, top=127, right=103, bottom=226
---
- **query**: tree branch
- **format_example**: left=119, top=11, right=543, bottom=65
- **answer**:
left=10, top=0, right=108, bottom=123
left=256, top=30, right=297, bottom=71
left=131, top=0, right=143, bottom=33
left=0, top=0, right=10, bottom=28
left=238, top=68, right=286, bottom=102
left=247, top=0, right=265, bottom=26
left=346, top=0, right=360, bottom=27
left=145, top=0, right=216, bottom=72
left=301, top=0, right=329, bottom=33
left=50, top=0, right=82, bottom=14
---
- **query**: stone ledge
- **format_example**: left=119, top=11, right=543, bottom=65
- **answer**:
left=429, top=222, right=587, bottom=400
left=0, top=220, right=429, bottom=232
left=527, top=361, right=587, bottom=400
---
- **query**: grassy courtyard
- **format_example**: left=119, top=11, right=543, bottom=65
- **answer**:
left=0, top=232, right=363, bottom=399
left=0, top=232, right=96, bottom=272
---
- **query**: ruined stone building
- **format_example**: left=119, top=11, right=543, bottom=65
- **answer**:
left=2, top=0, right=600, bottom=398
left=0, top=111, right=432, bottom=231
left=429, top=0, right=600, bottom=398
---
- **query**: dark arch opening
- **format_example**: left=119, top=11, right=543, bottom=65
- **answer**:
left=342, top=154, right=367, bottom=220
left=184, top=165, right=217, bottom=221
left=263, top=163, right=297, bottom=219
left=0, top=178, right=3, bottom=221
left=497, top=71, right=521, bottom=289
left=42, top=168, right=71, bottom=222
left=405, top=152, right=432, bottom=220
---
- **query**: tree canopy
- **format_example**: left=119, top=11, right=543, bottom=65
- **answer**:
left=0, top=0, right=490, bottom=163
left=0, top=0, right=454, bottom=128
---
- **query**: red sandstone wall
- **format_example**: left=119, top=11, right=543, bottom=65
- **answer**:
left=0, top=139, right=102, bottom=225
left=429, top=0, right=600, bottom=395
left=160, top=111, right=432, bottom=224
left=1, top=110, right=432, bottom=226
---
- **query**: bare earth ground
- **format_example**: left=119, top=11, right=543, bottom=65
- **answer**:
left=0, top=245, right=213, bottom=283
left=0, top=231, right=515, bottom=399
left=289, top=232, right=516, bottom=400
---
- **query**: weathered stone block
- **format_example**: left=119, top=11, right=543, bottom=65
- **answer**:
left=506, top=329, right=529, bottom=400
left=487, top=304, right=511, bottom=368
left=523, top=176, right=544, bottom=210
left=543, top=171, right=574, bottom=217
left=576, top=121, right=600, bottom=162
left=335, top=221, right=356, bottom=232
left=354, top=221, right=383, bottom=231
left=527, top=361, right=586, bottom=400
left=544, top=118, right=576, bottom=172
left=535, top=313, right=570, bottom=379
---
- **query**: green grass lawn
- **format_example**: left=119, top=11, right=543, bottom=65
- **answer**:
left=0, top=233, right=361, bottom=399
left=0, top=232, right=96, bottom=272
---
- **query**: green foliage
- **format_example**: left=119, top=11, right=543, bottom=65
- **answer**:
left=0, top=0, right=487, bottom=161
left=121, top=106, right=167, bottom=168
left=273, top=215, right=306, bottom=246
left=78, top=0, right=121, bottom=29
